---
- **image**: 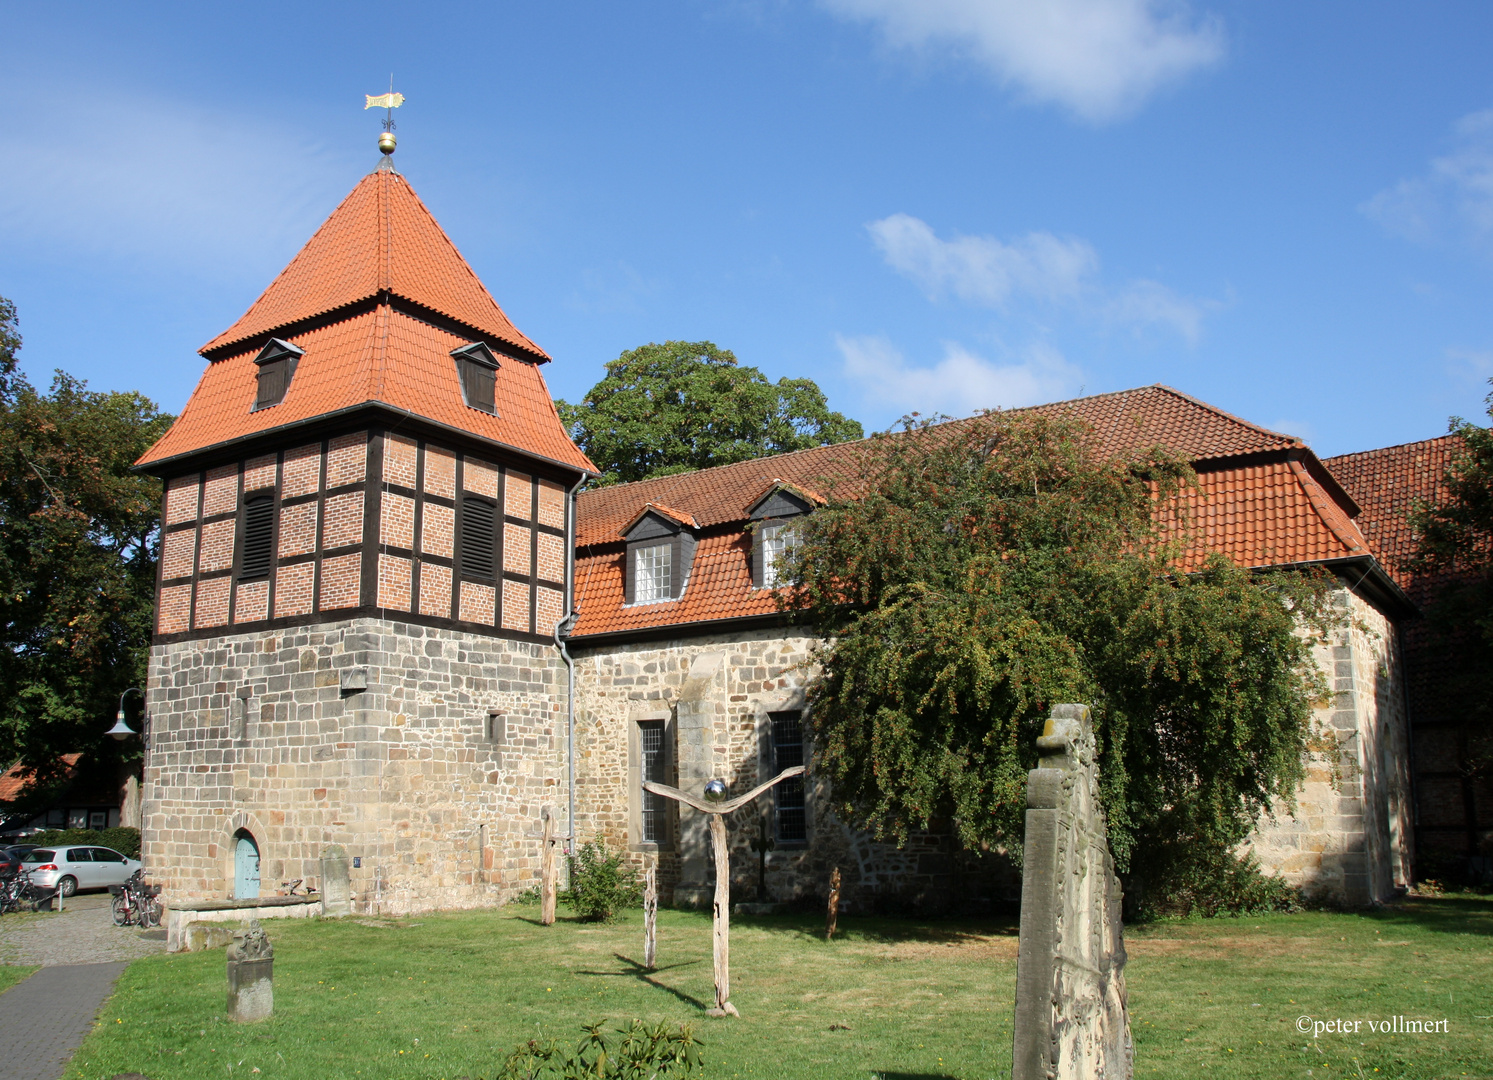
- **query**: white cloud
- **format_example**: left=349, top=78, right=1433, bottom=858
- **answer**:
left=836, top=333, right=1082, bottom=416
left=1361, top=109, right=1493, bottom=249
left=822, top=0, right=1224, bottom=122
left=868, top=213, right=1207, bottom=341
left=868, top=212, right=1095, bottom=306
left=2, top=80, right=355, bottom=278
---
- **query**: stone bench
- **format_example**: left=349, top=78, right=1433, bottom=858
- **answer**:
left=165, top=896, right=321, bottom=953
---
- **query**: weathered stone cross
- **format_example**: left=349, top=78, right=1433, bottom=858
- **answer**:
left=642, top=766, right=805, bottom=1017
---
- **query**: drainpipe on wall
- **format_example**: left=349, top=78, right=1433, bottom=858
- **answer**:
left=553, top=475, right=588, bottom=859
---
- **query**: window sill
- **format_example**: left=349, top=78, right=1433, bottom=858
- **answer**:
left=629, top=842, right=672, bottom=854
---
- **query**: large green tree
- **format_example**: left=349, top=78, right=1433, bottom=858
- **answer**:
left=0, top=297, right=173, bottom=780
left=781, top=411, right=1337, bottom=894
left=558, top=341, right=863, bottom=486
left=1409, top=382, right=1493, bottom=827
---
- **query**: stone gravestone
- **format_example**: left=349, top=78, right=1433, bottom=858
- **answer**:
left=226, top=920, right=274, bottom=1023
left=1012, top=704, right=1132, bottom=1080
left=320, top=844, right=351, bottom=917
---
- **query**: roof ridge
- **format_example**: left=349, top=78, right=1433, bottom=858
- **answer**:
left=1324, top=431, right=1467, bottom=464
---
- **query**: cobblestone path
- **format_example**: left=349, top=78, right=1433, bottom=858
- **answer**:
left=0, top=894, right=165, bottom=966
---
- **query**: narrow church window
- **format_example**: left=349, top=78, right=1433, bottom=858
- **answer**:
left=252, top=338, right=304, bottom=411
left=760, top=522, right=798, bottom=588
left=770, top=710, right=807, bottom=843
left=459, top=495, right=497, bottom=580
left=633, top=543, right=672, bottom=603
left=238, top=493, right=275, bottom=580
left=639, top=720, right=667, bottom=843
left=451, top=343, right=500, bottom=414
left=484, top=712, right=505, bottom=744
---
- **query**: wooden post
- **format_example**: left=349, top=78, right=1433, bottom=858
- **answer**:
left=540, top=806, right=557, bottom=926
left=643, top=859, right=658, bottom=971
left=826, top=866, right=841, bottom=940
left=707, top=814, right=736, bottom=1017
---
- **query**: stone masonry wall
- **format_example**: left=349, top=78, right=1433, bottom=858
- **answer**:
left=143, top=617, right=569, bottom=914
left=570, top=628, right=1000, bottom=912
left=1249, top=585, right=1414, bottom=905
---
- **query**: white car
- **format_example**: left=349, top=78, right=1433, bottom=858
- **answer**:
left=20, top=846, right=142, bottom=897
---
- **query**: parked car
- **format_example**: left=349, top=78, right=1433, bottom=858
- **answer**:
left=0, top=849, right=27, bottom=878
left=19, top=846, right=141, bottom=897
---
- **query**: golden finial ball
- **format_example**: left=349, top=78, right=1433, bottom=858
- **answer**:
left=703, top=779, right=727, bottom=802
left=378, top=131, right=397, bottom=155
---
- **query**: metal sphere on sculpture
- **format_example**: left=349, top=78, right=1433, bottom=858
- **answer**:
left=703, top=779, right=727, bottom=803
left=378, top=131, right=397, bottom=155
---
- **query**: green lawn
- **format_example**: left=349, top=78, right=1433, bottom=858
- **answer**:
left=0, top=964, right=38, bottom=995
left=64, top=897, right=1491, bottom=1080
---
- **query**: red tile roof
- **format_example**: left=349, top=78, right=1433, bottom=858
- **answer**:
left=1324, top=434, right=1467, bottom=590
left=572, top=385, right=1375, bottom=638
left=202, top=171, right=546, bottom=359
left=137, top=171, right=593, bottom=474
left=0, top=754, right=81, bottom=803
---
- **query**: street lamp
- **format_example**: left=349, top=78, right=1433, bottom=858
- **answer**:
left=106, top=688, right=145, bottom=741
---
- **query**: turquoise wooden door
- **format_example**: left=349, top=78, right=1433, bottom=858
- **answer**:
left=234, top=833, right=260, bottom=899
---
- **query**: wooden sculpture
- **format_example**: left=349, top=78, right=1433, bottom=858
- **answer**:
left=642, top=766, right=805, bottom=1017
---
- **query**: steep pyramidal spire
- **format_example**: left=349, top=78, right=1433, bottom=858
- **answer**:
left=137, top=171, right=592, bottom=473
left=201, top=170, right=547, bottom=361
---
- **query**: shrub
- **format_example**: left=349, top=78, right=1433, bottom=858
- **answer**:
left=23, top=827, right=141, bottom=860
left=497, top=1019, right=702, bottom=1079
left=565, top=838, right=641, bottom=922
left=1129, top=845, right=1301, bottom=920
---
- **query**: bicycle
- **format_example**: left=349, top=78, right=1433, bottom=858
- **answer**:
left=0, top=869, right=54, bottom=914
left=110, top=869, right=162, bottom=928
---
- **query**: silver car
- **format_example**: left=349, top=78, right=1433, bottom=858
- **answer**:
left=20, top=846, right=142, bottom=897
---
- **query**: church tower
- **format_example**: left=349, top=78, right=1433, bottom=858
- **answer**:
left=135, top=150, right=594, bottom=910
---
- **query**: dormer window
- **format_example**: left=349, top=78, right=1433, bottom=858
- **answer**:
left=634, top=544, right=673, bottom=603
left=759, top=522, right=797, bottom=588
left=621, top=502, right=697, bottom=605
left=748, top=480, right=820, bottom=589
left=451, top=342, right=500, bottom=414
left=252, top=338, right=304, bottom=411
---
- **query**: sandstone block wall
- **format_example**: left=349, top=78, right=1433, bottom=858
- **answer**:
left=1249, top=584, right=1414, bottom=905
left=570, top=628, right=1000, bottom=912
left=142, top=617, right=569, bottom=914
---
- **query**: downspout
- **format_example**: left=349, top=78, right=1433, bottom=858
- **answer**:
left=553, top=475, right=588, bottom=858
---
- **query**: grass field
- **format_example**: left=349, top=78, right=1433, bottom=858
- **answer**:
left=0, top=963, right=38, bottom=995
left=62, top=896, right=1491, bottom=1080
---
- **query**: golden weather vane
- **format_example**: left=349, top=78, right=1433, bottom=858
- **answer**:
left=366, top=75, right=404, bottom=157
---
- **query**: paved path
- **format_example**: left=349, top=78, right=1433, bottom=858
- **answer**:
left=0, top=962, right=130, bottom=1080
left=0, top=894, right=168, bottom=1079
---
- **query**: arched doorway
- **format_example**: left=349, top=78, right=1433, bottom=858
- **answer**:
left=233, top=830, right=260, bottom=900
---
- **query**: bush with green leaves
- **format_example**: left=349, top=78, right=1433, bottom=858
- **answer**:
left=565, top=838, right=641, bottom=922
left=497, top=1020, right=702, bottom=1080
left=24, top=826, right=140, bottom=859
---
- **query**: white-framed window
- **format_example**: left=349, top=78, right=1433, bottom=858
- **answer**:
left=633, top=543, right=672, bottom=603
left=760, top=522, right=797, bottom=588
left=639, top=720, right=667, bottom=843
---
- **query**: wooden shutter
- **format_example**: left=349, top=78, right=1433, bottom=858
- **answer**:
left=460, top=495, right=496, bottom=579
left=255, top=361, right=286, bottom=409
left=457, top=357, right=497, bottom=414
left=239, top=494, right=275, bottom=579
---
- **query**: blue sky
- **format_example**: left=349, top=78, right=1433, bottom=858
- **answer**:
left=3, top=1, right=1492, bottom=458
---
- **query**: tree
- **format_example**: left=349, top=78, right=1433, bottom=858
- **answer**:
left=0, top=296, right=173, bottom=780
left=558, top=341, right=863, bottom=485
left=781, top=411, right=1337, bottom=897
left=1408, top=381, right=1493, bottom=833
